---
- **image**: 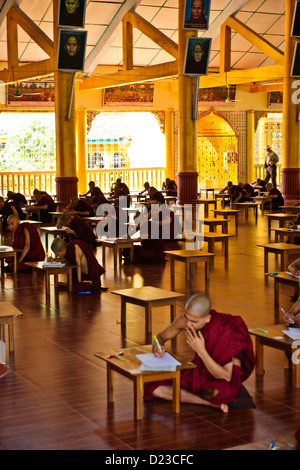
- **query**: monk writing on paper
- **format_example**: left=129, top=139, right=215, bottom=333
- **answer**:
left=144, top=294, right=255, bottom=413
left=50, top=238, right=105, bottom=292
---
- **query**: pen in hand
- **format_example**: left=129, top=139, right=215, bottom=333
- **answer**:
left=154, top=335, right=164, bottom=356
left=281, top=307, right=295, bottom=324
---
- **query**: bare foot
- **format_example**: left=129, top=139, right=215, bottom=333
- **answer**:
left=220, top=404, right=229, bottom=413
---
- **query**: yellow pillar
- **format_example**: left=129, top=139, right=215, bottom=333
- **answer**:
left=282, top=0, right=300, bottom=199
left=76, top=109, right=88, bottom=194
left=247, top=110, right=255, bottom=183
left=53, top=0, right=78, bottom=202
left=177, top=0, right=198, bottom=204
left=165, top=109, right=175, bottom=180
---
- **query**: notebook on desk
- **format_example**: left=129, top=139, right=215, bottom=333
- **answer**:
left=42, top=262, right=65, bottom=268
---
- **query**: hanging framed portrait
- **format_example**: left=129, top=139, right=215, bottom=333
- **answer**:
left=57, top=29, right=87, bottom=72
left=183, top=0, right=211, bottom=31
left=183, top=37, right=211, bottom=76
left=291, top=42, right=300, bottom=77
left=291, top=1, right=300, bottom=37
left=58, top=0, right=86, bottom=28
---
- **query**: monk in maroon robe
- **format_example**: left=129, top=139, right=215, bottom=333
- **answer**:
left=51, top=238, right=105, bottom=292
left=81, top=181, right=108, bottom=207
left=64, top=196, right=95, bottom=217
left=144, top=294, right=255, bottom=413
left=7, top=191, right=27, bottom=208
left=31, top=190, right=56, bottom=223
left=0, top=197, right=25, bottom=228
left=6, top=215, right=45, bottom=272
left=58, top=212, right=97, bottom=248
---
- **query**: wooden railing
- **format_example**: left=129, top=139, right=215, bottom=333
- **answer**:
left=87, top=167, right=165, bottom=193
left=0, top=167, right=165, bottom=196
left=254, top=164, right=282, bottom=186
left=0, top=170, right=56, bottom=196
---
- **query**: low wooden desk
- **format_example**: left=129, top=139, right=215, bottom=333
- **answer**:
left=198, top=188, right=217, bottom=198
left=266, top=272, right=300, bottom=323
left=94, top=344, right=196, bottom=420
left=202, top=217, right=229, bottom=233
left=265, top=213, right=296, bottom=239
left=0, top=246, right=18, bottom=273
left=249, top=324, right=300, bottom=388
left=273, top=227, right=300, bottom=244
left=39, top=226, right=67, bottom=252
left=25, top=261, right=77, bottom=295
left=48, top=211, right=63, bottom=225
left=194, top=198, right=217, bottom=218
left=213, top=209, right=239, bottom=232
left=252, top=196, right=272, bottom=215
left=197, top=233, right=234, bottom=265
left=111, top=286, right=184, bottom=336
left=279, top=206, right=300, bottom=213
left=101, top=238, right=138, bottom=270
left=164, top=250, right=215, bottom=292
left=233, top=202, right=258, bottom=223
left=24, top=206, right=41, bottom=221
left=0, top=302, right=23, bottom=352
left=257, top=242, right=300, bottom=273
left=214, top=193, right=231, bottom=205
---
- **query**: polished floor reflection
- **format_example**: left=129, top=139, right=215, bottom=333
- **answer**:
left=0, top=208, right=300, bottom=450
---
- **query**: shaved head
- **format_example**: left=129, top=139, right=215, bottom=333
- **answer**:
left=7, top=214, right=20, bottom=223
left=185, top=294, right=211, bottom=318
left=51, top=238, right=67, bottom=254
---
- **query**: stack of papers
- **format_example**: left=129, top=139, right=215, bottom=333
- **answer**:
left=42, top=261, right=65, bottom=268
left=136, top=353, right=181, bottom=372
left=282, top=328, right=300, bottom=340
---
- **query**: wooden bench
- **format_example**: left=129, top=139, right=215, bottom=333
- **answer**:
left=94, top=344, right=196, bottom=420
left=194, top=198, right=217, bottom=218
left=249, top=324, right=300, bottom=388
left=164, top=250, right=215, bottom=293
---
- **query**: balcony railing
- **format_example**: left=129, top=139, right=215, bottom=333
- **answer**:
left=0, top=167, right=165, bottom=196
left=0, top=165, right=281, bottom=196
left=254, top=164, right=282, bottom=186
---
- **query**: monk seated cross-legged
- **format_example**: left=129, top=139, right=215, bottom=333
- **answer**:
left=6, top=214, right=45, bottom=272
left=50, top=238, right=105, bottom=293
left=144, top=294, right=256, bottom=413
left=57, top=212, right=97, bottom=249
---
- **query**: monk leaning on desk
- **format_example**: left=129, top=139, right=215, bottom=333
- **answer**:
left=144, top=294, right=255, bottom=414
left=50, top=238, right=105, bottom=292
left=57, top=212, right=97, bottom=249
left=5, top=214, right=45, bottom=272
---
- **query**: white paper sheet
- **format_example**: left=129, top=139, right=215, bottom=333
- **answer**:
left=282, top=328, right=300, bottom=340
left=136, top=352, right=181, bottom=371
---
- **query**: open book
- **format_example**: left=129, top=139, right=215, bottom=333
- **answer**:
left=136, top=352, right=181, bottom=372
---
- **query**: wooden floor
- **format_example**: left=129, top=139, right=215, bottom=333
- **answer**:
left=1, top=207, right=300, bottom=451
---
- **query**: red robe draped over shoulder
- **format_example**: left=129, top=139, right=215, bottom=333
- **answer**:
left=65, top=239, right=105, bottom=292
left=70, top=215, right=96, bottom=248
left=144, top=310, right=255, bottom=406
left=10, top=222, right=45, bottom=271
